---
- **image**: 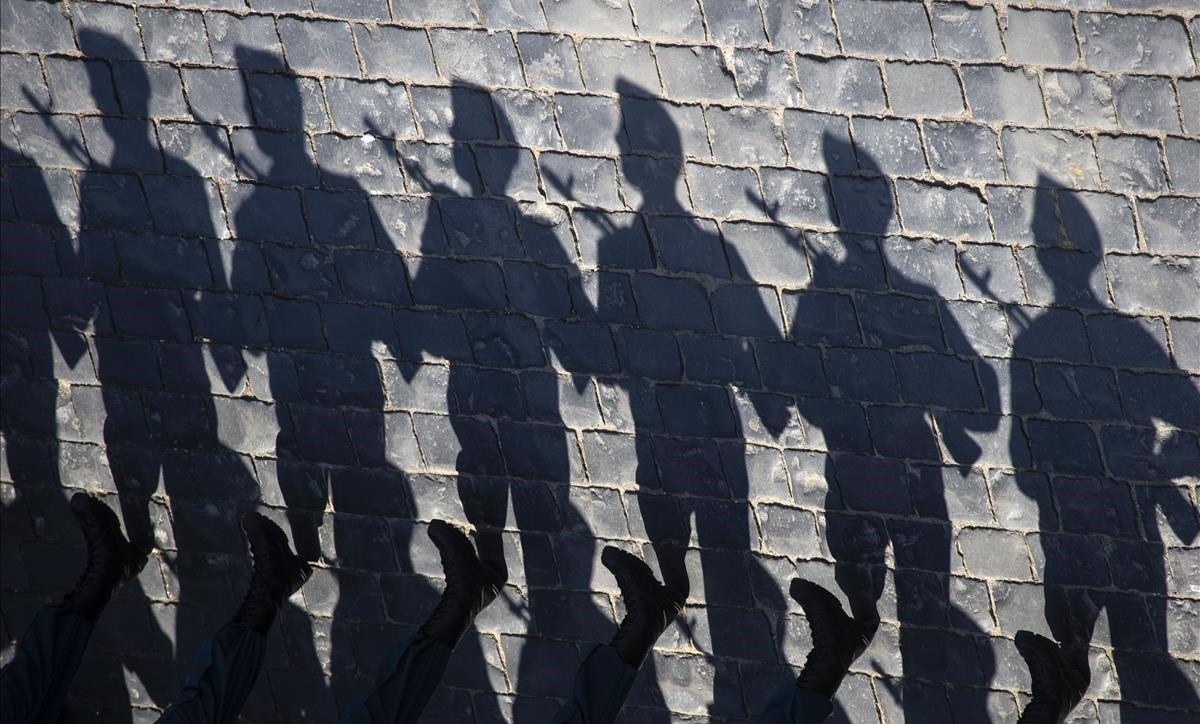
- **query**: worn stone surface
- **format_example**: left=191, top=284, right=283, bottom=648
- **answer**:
left=1, top=0, right=1198, bottom=722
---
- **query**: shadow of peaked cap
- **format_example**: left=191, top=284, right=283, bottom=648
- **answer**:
left=616, top=78, right=682, bottom=157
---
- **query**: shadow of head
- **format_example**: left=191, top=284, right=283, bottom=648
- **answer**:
left=445, top=79, right=518, bottom=197
left=78, top=29, right=146, bottom=119
left=1032, top=173, right=1104, bottom=304
left=812, top=131, right=894, bottom=287
left=615, top=78, right=684, bottom=203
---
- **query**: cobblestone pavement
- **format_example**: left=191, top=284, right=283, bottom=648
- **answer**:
left=1, top=0, right=1198, bottom=721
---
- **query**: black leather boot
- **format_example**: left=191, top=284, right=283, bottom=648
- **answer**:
left=603, top=546, right=684, bottom=666
left=232, top=512, right=311, bottom=635
left=61, top=493, right=147, bottom=622
left=1015, top=630, right=1088, bottom=723
left=790, top=579, right=875, bottom=699
left=418, top=520, right=504, bottom=647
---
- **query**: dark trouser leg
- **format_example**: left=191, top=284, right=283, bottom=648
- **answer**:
left=0, top=606, right=93, bottom=724
left=757, top=687, right=834, bottom=723
left=340, top=634, right=453, bottom=723
left=155, top=623, right=267, bottom=724
left=552, top=644, right=639, bottom=724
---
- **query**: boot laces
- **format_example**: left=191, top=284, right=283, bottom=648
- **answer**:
left=66, top=537, right=114, bottom=601
left=795, top=608, right=857, bottom=691
left=424, top=546, right=474, bottom=631
left=237, top=532, right=284, bottom=616
left=1023, top=649, right=1063, bottom=716
left=613, top=589, right=648, bottom=643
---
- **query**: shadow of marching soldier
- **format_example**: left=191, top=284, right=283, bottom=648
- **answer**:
left=545, top=78, right=793, bottom=720
left=764, top=132, right=1000, bottom=719
left=999, top=176, right=1200, bottom=719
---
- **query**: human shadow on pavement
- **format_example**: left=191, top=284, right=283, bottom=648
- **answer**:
left=780, top=134, right=1001, bottom=719
left=1007, top=176, right=1200, bottom=718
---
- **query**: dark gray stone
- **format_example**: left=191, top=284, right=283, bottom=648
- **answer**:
left=1078, top=13, right=1192, bottom=75
left=656, top=45, right=739, bottom=103
left=794, top=57, right=885, bottom=114
left=141, top=8, right=211, bottom=64
left=929, top=2, right=1003, bottom=61
left=961, top=64, right=1046, bottom=125
left=354, top=25, right=439, bottom=81
left=924, top=121, right=1004, bottom=182
left=577, top=39, right=660, bottom=93
left=277, top=18, right=361, bottom=77
left=885, top=62, right=965, bottom=118
left=1003, top=9, right=1078, bottom=67
left=518, top=34, right=585, bottom=90
left=837, top=0, right=934, bottom=60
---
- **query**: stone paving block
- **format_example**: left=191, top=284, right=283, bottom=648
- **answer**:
left=479, top=0, right=547, bottom=30
left=1003, top=9, right=1078, bottom=68
left=430, top=29, right=524, bottom=87
left=733, top=49, right=802, bottom=107
left=794, top=57, right=885, bottom=114
left=183, top=68, right=254, bottom=126
left=1164, top=137, right=1200, bottom=196
left=245, top=72, right=329, bottom=133
left=70, top=2, right=142, bottom=60
left=929, top=2, right=1004, bottom=62
left=706, top=106, right=786, bottom=166
left=761, top=0, right=838, bottom=55
left=0, top=54, right=47, bottom=112
left=390, top=0, right=477, bottom=23
left=961, top=65, right=1046, bottom=126
left=851, top=117, right=925, bottom=177
left=519, top=34, right=585, bottom=91
left=277, top=18, right=361, bottom=77
left=540, top=152, right=621, bottom=208
left=312, top=0, right=390, bottom=20
left=43, top=57, right=120, bottom=115
left=354, top=25, right=439, bottom=82
left=620, top=94, right=711, bottom=159
left=837, top=0, right=934, bottom=60
left=758, top=168, right=835, bottom=227
left=314, top=133, right=405, bottom=194
left=884, top=236, right=963, bottom=299
left=1042, top=71, right=1118, bottom=130
left=686, top=163, right=764, bottom=220
left=1057, top=189, right=1135, bottom=253
left=542, top=0, right=635, bottom=36
left=924, top=121, right=1003, bottom=183
left=0, top=0, right=75, bottom=54
left=577, top=38, right=660, bottom=93
left=325, top=78, right=416, bottom=139
left=410, top=85, right=497, bottom=143
left=1078, top=13, right=1193, bottom=75
left=1113, top=75, right=1182, bottom=135
left=1096, top=135, right=1166, bottom=196
left=1018, top=246, right=1109, bottom=309
left=206, top=13, right=283, bottom=70
left=628, top=0, right=703, bottom=41
left=1180, top=79, right=1200, bottom=135
left=885, top=62, right=965, bottom=118
left=648, top=216, right=726, bottom=277
left=141, top=8, right=211, bottom=65
left=656, top=45, right=739, bottom=103
left=699, top=0, right=767, bottom=46
left=554, top=94, right=622, bottom=154
left=1002, top=128, right=1102, bottom=190
left=1109, top=255, right=1200, bottom=316
left=491, top=89, right=559, bottom=149
left=80, top=118, right=162, bottom=173
left=782, top=110, right=853, bottom=173
left=896, top=180, right=990, bottom=240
